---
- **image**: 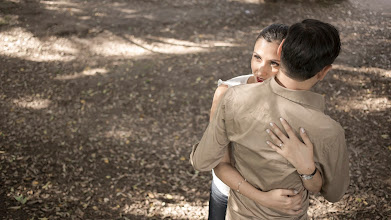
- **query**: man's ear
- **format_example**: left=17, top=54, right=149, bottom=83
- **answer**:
left=277, top=39, right=285, bottom=58
left=317, top=65, right=333, bottom=80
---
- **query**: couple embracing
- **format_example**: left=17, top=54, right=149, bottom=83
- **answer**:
left=190, top=19, right=350, bottom=219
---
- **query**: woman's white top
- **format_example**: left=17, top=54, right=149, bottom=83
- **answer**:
left=212, top=74, right=252, bottom=196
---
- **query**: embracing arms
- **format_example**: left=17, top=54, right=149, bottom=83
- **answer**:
left=211, top=85, right=304, bottom=215
left=214, top=149, right=304, bottom=215
left=267, top=118, right=350, bottom=202
left=267, top=118, right=322, bottom=194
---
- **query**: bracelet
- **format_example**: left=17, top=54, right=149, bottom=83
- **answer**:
left=299, top=167, right=317, bottom=180
left=236, top=179, right=247, bottom=193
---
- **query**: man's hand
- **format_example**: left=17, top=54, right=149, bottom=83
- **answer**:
left=266, top=118, right=315, bottom=175
left=257, top=189, right=304, bottom=215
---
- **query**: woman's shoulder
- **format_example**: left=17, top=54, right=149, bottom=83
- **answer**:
left=217, top=74, right=252, bottom=88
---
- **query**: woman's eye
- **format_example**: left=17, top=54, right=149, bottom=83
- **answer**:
left=254, top=55, right=261, bottom=60
left=271, top=61, right=280, bottom=67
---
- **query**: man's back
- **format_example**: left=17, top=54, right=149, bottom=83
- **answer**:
left=215, top=77, right=348, bottom=219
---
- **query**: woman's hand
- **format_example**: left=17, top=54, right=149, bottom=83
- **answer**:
left=257, top=189, right=304, bottom=215
left=266, top=118, right=315, bottom=175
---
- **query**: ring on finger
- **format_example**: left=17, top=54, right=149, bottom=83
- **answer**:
left=279, top=143, right=284, bottom=147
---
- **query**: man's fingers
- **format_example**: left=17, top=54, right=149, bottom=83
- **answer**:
left=300, top=128, right=313, bottom=148
left=269, top=122, right=289, bottom=143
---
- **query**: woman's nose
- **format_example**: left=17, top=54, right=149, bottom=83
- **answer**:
left=256, top=63, right=267, bottom=76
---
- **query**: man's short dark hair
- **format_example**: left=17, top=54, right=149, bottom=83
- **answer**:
left=257, top=23, right=289, bottom=45
left=281, top=19, right=341, bottom=81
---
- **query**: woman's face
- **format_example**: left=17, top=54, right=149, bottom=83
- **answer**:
left=251, top=38, right=281, bottom=83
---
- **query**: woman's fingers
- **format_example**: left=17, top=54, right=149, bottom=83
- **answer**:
left=269, top=122, right=289, bottom=143
left=300, top=128, right=313, bottom=148
left=266, top=140, right=283, bottom=155
left=283, top=209, right=302, bottom=216
left=280, top=189, right=298, bottom=197
left=279, top=118, right=296, bottom=139
left=266, top=129, right=283, bottom=146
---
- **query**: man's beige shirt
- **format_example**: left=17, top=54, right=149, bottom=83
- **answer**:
left=190, top=77, right=350, bottom=219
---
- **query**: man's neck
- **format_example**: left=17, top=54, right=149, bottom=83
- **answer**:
left=275, top=71, right=316, bottom=91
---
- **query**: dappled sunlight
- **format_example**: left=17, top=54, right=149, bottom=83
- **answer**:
left=54, top=67, right=109, bottom=80
left=228, top=0, right=264, bottom=3
left=43, top=4, right=84, bottom=14
left=104, top=130, right=133, bottom=141
left=0, top=16, right=241, bottom=63
left=40, top=0, right=80, bottom=9
left=90, top=36, right=203, bottom=57
left=157, top=203, right=206, bottom=219
left=338, top=97, right=389, bottom=112
left=13, top=97, right=51, bottom=109
left=117, top=8, right=138, bottom=15
left=88, top=34, right=240, bottom=58
left=146, top=36, right=241, bottom=48
left=0, top=27, right=77, bottom=62
left=122, top=193, right=207, bottom=218
left=333, top=64, right=391, bottom=77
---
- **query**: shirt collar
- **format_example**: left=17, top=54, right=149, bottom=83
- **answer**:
left=269, top=76, right=325, bottom=112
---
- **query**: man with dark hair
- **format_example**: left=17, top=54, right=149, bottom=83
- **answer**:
left=281, top=19, right=341, bottom=81
left=190, top=19, right=349, bottom=219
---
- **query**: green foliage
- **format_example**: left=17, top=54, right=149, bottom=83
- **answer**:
left=14, top=195, right=28, bottom=205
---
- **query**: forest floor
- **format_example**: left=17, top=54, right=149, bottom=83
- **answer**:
left=0, top=0, right=390, bottom=219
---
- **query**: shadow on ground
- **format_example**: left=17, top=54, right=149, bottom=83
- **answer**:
left=0, top=0, right=390, bottom=219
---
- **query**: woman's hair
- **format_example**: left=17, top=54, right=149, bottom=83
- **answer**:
left=256, top=23, right=289, bottom=44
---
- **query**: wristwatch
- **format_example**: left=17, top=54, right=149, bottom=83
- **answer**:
left=299, top=168, right=317, bottom=180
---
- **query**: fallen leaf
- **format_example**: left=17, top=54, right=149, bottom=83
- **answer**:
left=148, top=192, right=155, bottom=198
left=8, top=206, right=21, bottom=210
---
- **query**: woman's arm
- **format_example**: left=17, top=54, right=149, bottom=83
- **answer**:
left=210, top=85, right=303, bottom=215
left=267, top=118, right=322, bottom=193
left=214, top=151, right=303, bottom=215
left=210, top=85, right=228, bottom=122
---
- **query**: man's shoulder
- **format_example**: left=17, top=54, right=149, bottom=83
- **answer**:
left=308, top=113, right=346, bottom=150
left=229, top=80, right=270, bottom=95
left=320, top=114, right=344, bottom=136
left=227, top=82, right=270, bottom=105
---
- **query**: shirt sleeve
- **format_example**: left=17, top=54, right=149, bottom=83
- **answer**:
left=189, top=88, right=233, bottom=171
left=317, top=131, right=350, bottom=202
left=217, top=74, right=252, bottom=88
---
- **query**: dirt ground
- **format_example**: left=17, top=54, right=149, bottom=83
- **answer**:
left=0, top=0, right=390, bottom=219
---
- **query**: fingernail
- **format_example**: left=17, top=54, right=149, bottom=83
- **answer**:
left=294, top=190, right=298, bottom=194
left=280, top=118, right=284, bottom=122
left=266, top=141, right=270, bottom=145
left=300, top=128, right=305, bottom=133
left=266, top=129, right=270, bottom=133
left=269, top=122, right=273, bottom=127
